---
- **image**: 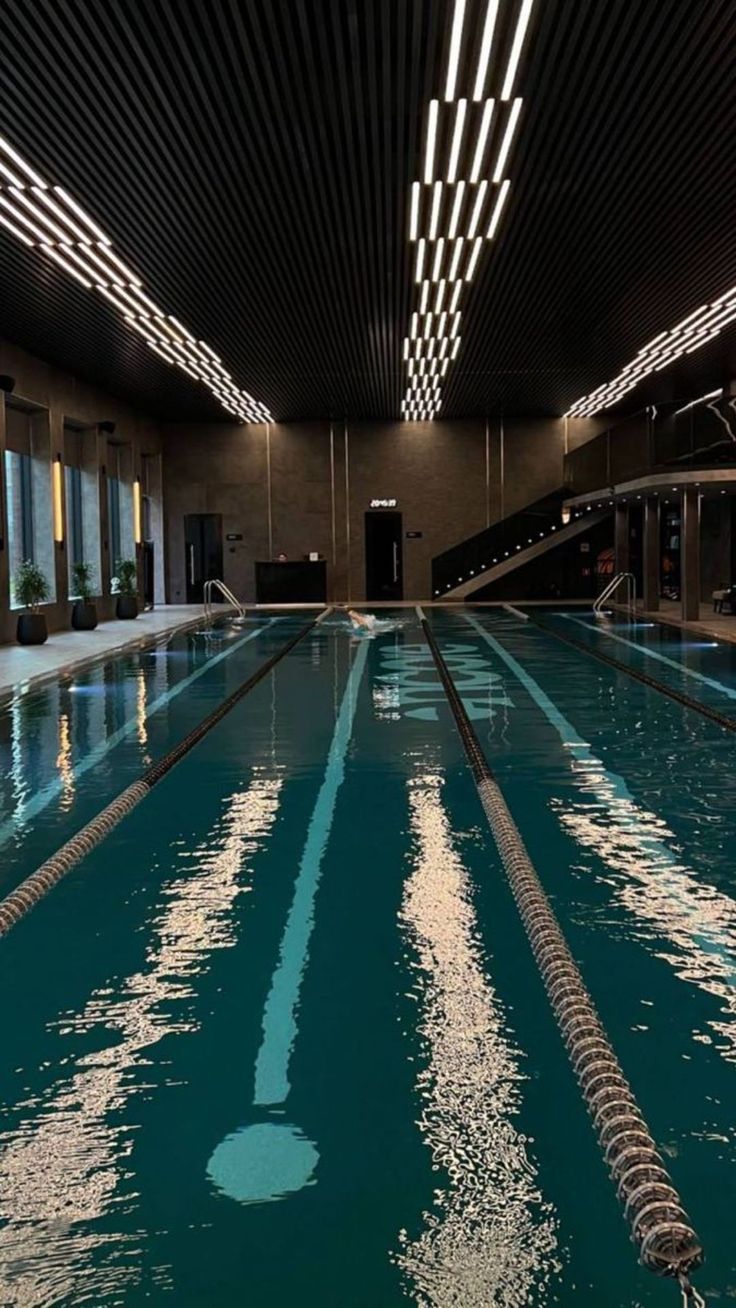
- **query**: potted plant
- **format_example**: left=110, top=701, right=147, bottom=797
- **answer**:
left=14, top=560, right=50, bottom=645
left=70, top=561, right=98, bottom=630
left=112, top=558, right=138, bottom=619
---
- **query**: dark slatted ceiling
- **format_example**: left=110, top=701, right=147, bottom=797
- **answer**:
left=0, top=0, right=734, bottom=422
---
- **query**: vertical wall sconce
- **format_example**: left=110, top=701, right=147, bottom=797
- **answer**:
left=53, top=454, right=64, bottom=543
left=133, top=476, right=142, bottom=545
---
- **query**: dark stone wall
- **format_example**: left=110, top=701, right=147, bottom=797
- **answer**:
left=162, top=415, right=574, bottom=602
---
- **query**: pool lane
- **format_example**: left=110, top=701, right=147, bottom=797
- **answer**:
left=0, top=616, right=565, bottom=1307
left=0, top=614, right=312, bottom=897
left=430, top=607, right=736, bottom=1302
left=539, top=608, right=736, bottom=718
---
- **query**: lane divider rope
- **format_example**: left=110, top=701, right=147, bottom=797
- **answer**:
left=529, top=613, right=736, bottom=734
left=0, top=611, right=331, bottom=938
left=419, top=611, right=704, bottom=1301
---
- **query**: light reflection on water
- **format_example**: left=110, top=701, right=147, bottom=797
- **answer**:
left=555, top=752, right=736, bottom=1061
left=0, top=772, right=282, bottom=1306
left=394, top=771, right=559, bottom=1306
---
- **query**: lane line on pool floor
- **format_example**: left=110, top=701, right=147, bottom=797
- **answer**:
left=561, top=613, right=736, bottom=702
left=207, top=635, right=369, bottom=1204
left=421, top=612, right=704, bottom=1298
left=0, top=612, right=330, bottom=937
left=526, top=612, right=736, bottom=734
left=0, top=618, right=282, bottom=849
left=462, top=611, right=736, bottom=1032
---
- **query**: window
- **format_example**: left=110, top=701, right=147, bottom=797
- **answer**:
left=65, top=465, right=84, bottom=594
left=108, top=474, right=122, bottom=572
left=5, top=450, right=34, bottom=589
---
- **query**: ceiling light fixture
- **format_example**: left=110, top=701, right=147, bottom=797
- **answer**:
left=402, top=0, right=537, bottom=421
left=467, top=180, right=488, bottom=237
left=470, top=101, right=495, bottom=182
left=445, top=0, right=467, bottom=101
left=565, top=282, right=736, bottom=415
left=0, top=137, right=272, bottom=422
left=449, top=237, right=465, bottom=280
left=501, top=0, right=535, bottom=100
left=473, top=0, right=500, bottom=100
left=424, top=101, right=439, bottom=183
left=465, top=236, right=483, bottom=281
left=447, top=100, right=468, bottom=183
left=448, top=181, right=466, bottom=238
left=429, top=180, right=443, bottom=239
left=487, top=179, right=511, bottom=237
left=410, top=182, right=420, bottom=240
left=431, top=237, right=445, bottom=281
left=493, top=99, right=523, bottom=182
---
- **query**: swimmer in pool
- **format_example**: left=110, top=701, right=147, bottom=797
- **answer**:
left=347, top=609, right=378, bottom=633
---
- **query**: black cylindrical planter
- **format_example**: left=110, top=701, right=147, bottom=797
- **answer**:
left=71, top=601, right=98, bottom=631
left=17, top=613, right=48, bottom=645
left=116, top=594, right=139, bottom=620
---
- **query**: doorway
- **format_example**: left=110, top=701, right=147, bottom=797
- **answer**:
left=364, top=510, right=403, bottom=601
left=184, top=513, right=223, bottom=602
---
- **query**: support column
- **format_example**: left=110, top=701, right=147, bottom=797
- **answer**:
left=642, top=495, right=660, bottom=612
left=681, top=485, right=700, bottom=622
left=614, top=501, right=630, bottom=574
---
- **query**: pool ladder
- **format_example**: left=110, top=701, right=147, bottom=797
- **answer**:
left=203, top=578, right=247, bottom=626
left=594, top=571, right=637, bottom=617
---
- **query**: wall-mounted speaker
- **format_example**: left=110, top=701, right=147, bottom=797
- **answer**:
left=98, top=420, right=116, bottom=434
left=0, top=375, right=16, bottom=393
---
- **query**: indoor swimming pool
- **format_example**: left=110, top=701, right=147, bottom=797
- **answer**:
left=0, top=607, right=735, bottom=1305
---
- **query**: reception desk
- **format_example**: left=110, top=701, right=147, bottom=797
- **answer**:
left=255, top=560, right=327, bottom=604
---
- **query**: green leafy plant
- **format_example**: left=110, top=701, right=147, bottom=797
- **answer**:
left=71, top=561, right=94, bottom=602
left=13, top=560, right=49, bottom=611
left=113, top=558, right=137, bottom=596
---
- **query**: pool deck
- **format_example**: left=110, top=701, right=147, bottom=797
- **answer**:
left=641, top=599, right=736, bottom=645
left=0, top=605, right=209, bottom=698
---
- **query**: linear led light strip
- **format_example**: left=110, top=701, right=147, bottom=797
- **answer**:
left=566, top=285, right=736, bottom=417
left=402, top=0, right=534, bottom=421
left=0, top=134, right=272, bottom=423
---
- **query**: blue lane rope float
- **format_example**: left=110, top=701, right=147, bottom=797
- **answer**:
left=0, top=611, right=331, bottom=938
left=416, top=607, right=704, bottom=1304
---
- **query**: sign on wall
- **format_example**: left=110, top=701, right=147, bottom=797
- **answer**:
left=370, top=497, right=397, bottom=508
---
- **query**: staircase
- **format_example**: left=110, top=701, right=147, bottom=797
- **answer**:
left=432, top=490, right=610, bottom=599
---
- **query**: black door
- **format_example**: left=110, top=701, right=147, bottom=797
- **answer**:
left=184, top=513, right=224, bottom=602
left=365, top=511, right=403, bottom=601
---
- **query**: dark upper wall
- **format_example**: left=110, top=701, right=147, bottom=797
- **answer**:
left=162, top=415, right=580, bottom=602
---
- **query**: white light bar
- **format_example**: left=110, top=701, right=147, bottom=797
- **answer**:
left=410, top=181, right=420, bottom=240
left=447, top=100, right=467, bottom=183
left=486, top=179, right=510, bottom=237
left=429, top=180, right=443, bottom=240
left=501, top=0, right=535, bottom=100
left=448, top=181, right=466, bottom=238
left=445, top=0, right=467, bottom=101
left=493, top=99, right=522, bottom=182
left=470, top=101, right=495, bottom=183
left=424, top=101, right=439, bottom=184
left=467, top=180, right=488, bottom=238
left=473, top=0, right=500, bottom=101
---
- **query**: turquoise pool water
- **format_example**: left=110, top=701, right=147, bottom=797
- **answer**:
left=0, top=608, right=734, bottom=1305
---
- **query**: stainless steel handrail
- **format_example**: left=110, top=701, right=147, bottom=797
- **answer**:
left=203, top=578, right=246, bottom=624
left=594, top=571, right=636, bottom=617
